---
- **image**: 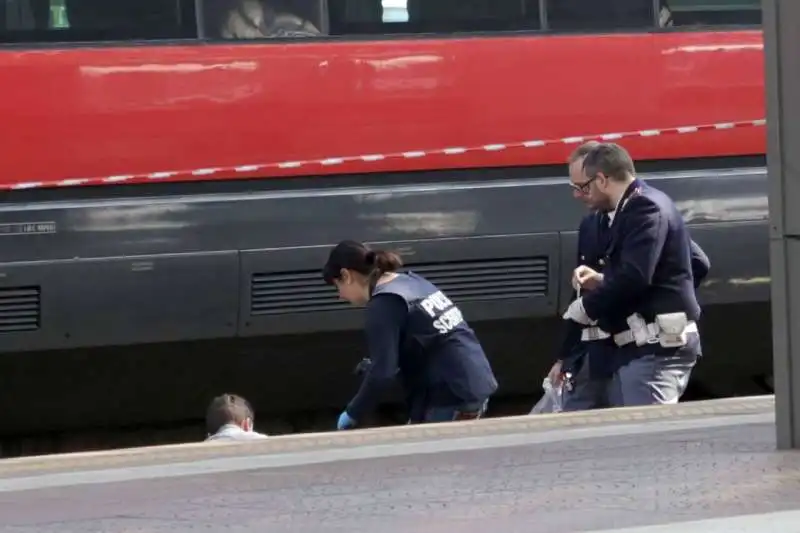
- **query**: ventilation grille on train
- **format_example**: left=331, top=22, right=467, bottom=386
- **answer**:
left=251, top=271, right=347, bottom=316
left=0, top=286, right=41, bottom=333
left=250, top=256, right=548, bottom=316
left=409, top=256, right=548, bottom=301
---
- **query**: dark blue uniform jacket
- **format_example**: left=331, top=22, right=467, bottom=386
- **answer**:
left=580, top=179, right=705, bottom=362
left=558, top=193, right=710, bottom=377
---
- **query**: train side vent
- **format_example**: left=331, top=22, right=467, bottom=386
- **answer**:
left=408, top=256, right=549, bottom=301
left=250, top=257, right=548, bottom=316
left=251, top=271, right=347, bottom=316
left=0, top=286, right=41, bottom=333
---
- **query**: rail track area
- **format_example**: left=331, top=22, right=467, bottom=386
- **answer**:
left=0, top=396, right=795, bottom=533
left=0, top=301, right=773, bottom=457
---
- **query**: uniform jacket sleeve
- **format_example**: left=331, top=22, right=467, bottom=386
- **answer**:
left=556, top=319, right=584, bottom=362
left=555, top=215, right=595, bottom=361
left=690, top=239, right=710, bottom=288
left=346, top=293, right=408, bottom=421
left=582, top=196, right=668, bottom=320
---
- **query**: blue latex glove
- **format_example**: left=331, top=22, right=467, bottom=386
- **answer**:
left=337, top=410, right=356, bottom=430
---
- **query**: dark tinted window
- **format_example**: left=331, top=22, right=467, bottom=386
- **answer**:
left=546, top=0, right=655, bottom=31
left=365, top=0, right=542, bottom=34
left=204, top=0, right=542, bottom=39
left=208, top=0, right=762, bottom=41
left=661, top=0, right=761, bottom=27
left=202, top=0, right=761, bottom=41
left=0, top=0, right=196, bottom=43
left=203, top=0, right=325, bottom=39
left=0, top=0, right=763, bottom=44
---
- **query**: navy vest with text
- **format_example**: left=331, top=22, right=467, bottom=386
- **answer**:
left=372, top=272, right=498, bottom=409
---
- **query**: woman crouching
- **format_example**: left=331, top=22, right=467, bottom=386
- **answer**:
left=322, top=240, right=498, bottom=429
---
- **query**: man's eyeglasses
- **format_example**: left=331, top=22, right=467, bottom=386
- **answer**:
left=569, top=175, right=598, bottom=194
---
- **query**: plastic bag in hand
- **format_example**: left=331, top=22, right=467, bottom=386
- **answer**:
left=530, top=377, right=564, bottom=415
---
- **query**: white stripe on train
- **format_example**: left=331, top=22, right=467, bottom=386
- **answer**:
left=7, top=118, right=766, bottom=191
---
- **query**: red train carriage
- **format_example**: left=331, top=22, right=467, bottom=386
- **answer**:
left=0, top=0, right=769, bottom=441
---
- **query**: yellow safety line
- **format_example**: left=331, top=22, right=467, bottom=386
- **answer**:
left=0, top=395, right=773, bottom=477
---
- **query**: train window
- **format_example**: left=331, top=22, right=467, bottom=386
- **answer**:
left=203, top=0, right=327, bottom=38
left=0, top=0, right=196, bottom=43
left=546, top=0, right=656, bottom=31
left=660, top=0, right=761, bottom=27
left=328, top=0, right=542, bottom=35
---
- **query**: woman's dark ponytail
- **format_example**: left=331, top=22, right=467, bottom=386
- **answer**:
left=367, top=249, right=403, bottom=295
left=322, top=240, right=403, bottom=288
left=371, top=250, right=403, bottom=274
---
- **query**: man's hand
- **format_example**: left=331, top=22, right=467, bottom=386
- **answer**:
left=573, top=265, right=604, bottom=291
left=548, top=360, right=564, bottom=387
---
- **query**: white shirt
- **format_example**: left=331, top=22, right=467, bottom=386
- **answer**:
left=606, top=182, right=636, bottom=226
left=606, top=208, right=617, bottom=226
left=205, top=423, right=269, bottom=442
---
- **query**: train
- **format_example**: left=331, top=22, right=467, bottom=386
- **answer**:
left=0, top=0, right=769, bottom=439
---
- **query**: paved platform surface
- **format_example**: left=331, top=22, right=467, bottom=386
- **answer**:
left=0, top=396, right=798, bottom=532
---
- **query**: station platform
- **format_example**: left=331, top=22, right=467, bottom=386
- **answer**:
left=0, top=395, right=797, bottom=533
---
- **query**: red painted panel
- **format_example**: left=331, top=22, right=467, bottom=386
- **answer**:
left=0, top=30, right=764, bottom=187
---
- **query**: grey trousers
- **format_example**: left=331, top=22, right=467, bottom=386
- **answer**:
left=563, top=337, right=699, bottom=410
left=609, top=349, right=698, bottom=407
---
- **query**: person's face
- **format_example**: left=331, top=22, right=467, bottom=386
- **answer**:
left=334, top=269, right=370, bottom=306
left=569, top=158, right=613, bottom=211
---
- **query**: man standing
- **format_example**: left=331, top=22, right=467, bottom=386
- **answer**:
left=562, top=142, right=705, bottom=407
left=548, top=141, right=616, bottom=411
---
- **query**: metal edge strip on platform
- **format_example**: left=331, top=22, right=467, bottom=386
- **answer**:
left=0, top=396, right=774, bottom=481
